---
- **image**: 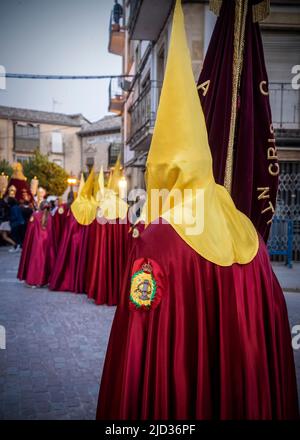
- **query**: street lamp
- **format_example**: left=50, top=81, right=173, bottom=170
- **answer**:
left=67, top=177, right=77, bottom=186
left=67, top=175, right=78, bottom=204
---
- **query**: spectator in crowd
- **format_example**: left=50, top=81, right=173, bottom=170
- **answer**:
left=19, top=190, right=34, bottom=244
left=113, top=0, right=123, bottom=25
left=7, top=195, right=25, bottom=252
left=0, top=197, right=17, bottom=249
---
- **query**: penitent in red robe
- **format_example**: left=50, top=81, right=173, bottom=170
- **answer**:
left=49, top=212, right=89, bottom=293
left=51, top=204, right=69, bottom=256
left=86, top=218, right=132, bottom=306
left=96, top=222, right=299, bottom=420
left=18, top=211, right=55, bottom=286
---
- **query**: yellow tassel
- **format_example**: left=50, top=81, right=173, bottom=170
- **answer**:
left=252, top=0, right=270, bottom=22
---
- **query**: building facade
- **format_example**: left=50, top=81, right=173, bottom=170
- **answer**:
left=0, top=107, right=122, bottom=181
left=0, top=106, right=86, bottom=177
left=78, top=115, right=122, bottom=173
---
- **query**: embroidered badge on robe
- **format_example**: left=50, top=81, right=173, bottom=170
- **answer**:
left=132, top=227, right=140, bottom=238
left=58, top=207, right=64, bottom=214
left=129, top=258, right=164, bottom=311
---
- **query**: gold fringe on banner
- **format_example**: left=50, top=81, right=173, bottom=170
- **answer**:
left=209, top=0, right=223, bottom=16
left=252, top=0, right=270, bottom=22
left=224, top=0, right=248, bottom=193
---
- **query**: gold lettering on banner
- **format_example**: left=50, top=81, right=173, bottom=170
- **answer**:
left=268, top=163, right=280, bottom=176
left=267, top=146, right=278, bottom=160
left=261, top=201, right=275, bottom=215
left=197, top=80, right=210, bottom=97
left=259, top=80, right=269, bottom=95
left=258, top=124, right=278, bottom=228
left=257, top=187, right=270, bottom=200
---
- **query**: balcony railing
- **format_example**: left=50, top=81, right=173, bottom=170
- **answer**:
left=125, top=80, right=299, bottom=152
left=127, top=80, right=162, bottom=150
left=108, top=77, right=127, bottom=114
left=269, top=82, right=300, bottom=129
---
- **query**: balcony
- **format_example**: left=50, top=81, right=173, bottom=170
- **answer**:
left=127, top=80, right=162, bottom=151
left=128, top=0, right=173, bottom=41
left=108, top=78, right=127, bottom=115
left=269, top=82, right=300, bottom=146
left=270, top=83, right=300, bottom=130
left=108, top=9, right=125, bottom=56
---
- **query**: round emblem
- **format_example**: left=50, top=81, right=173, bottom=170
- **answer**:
left=58, top=207, right=64, bottom=214
left=129, top=263, right=157, bottom=310
left=132, top=227, right=140, bottom=239
left=29, top=215, right=34, bottom=223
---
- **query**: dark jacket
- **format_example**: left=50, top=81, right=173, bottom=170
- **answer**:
left=9, top=204, right=25, bottom=229
left=0, top=199, right=10, bottom=223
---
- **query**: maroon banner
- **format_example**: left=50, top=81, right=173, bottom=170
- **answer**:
left=198, top=0, right=279, bottom=241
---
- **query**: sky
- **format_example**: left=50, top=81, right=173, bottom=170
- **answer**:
left=0, top=0, right=122, bottom=122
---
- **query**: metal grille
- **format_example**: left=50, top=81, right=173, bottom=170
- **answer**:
left=269, top=83, right=300, bottom=129
left=269, top=161, right=300, bottom=261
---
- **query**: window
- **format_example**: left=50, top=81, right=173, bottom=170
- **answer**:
left=14, top=123, right=40, bottom=152
left=51, top=132, right=63, bottom=153
left=86, top=157, right=95, bottom=167
left=15, top=155, right=32, bottom=164
left=108, top=143, right=121, bottom=167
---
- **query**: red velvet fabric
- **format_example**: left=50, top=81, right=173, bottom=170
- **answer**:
left=51, top=204, right=69, bottom=256
left=17, top=211, right=54, bottom=286
left=49, top=212, right=89, bottom=293
left=86, top=219, right=132, bottom=306
left=97, top=222, right=299, bottom=420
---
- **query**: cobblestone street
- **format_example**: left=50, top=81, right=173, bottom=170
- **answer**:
left=0, top=248, right=115, bottom=420
left=0, top=247, right=299, bottom=419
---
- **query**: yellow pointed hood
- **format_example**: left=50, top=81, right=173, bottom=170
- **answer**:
left=145, top=0, right=258, bottom=266
left=93, top=172, right=100, bottom=199
left=107, top=155, right=122, bottom=194
left=77, top=173, right=85, bottom=196
left=97, top=166, right=105, bottom=201
left=80, top=167, right=94, bottom=198
left=71, top=168, right=97, bottom=225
